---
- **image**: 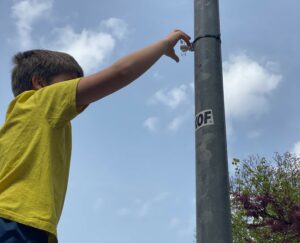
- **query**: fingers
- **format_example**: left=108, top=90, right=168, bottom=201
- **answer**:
left=172, top=29, right=190, bottom=39
left=171, top=53, right=180, bottom=63
left=174, top=29, right=192, bottom=47
left=165, top=29, right=191, bottom=63
left=169, top=48, right=180, bottom=63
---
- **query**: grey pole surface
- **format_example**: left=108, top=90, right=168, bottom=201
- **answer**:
left=194, top=0, right=232, bottom=242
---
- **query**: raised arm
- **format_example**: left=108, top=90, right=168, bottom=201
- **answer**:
left=76, top=30, right=191, bottom=106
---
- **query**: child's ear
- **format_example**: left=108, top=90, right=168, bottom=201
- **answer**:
left=32, top=75, right=46, bottom=90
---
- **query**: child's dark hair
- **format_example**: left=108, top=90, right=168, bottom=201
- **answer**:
left=11, top=49, right=84, bottom=97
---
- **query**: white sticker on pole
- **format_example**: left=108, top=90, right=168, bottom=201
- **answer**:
left=195, top=109, right=214, bottom=131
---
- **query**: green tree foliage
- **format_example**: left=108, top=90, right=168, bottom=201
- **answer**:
left=230, top=153, right=300, bottom=242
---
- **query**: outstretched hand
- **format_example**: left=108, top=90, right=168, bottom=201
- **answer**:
left=164, top=29, right=192, bottom=63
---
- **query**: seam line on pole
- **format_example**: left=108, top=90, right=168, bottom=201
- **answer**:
left=191, top=34, right=221, bottom=51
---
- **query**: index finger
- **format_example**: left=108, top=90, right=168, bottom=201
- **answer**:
left=178, top=30, right=192, bottom=46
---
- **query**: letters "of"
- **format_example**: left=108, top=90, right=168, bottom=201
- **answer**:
left=195, top=109, right=214, bottom=130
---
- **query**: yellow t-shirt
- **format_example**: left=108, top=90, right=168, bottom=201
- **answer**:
left=0, top=78, right=88, bottom=243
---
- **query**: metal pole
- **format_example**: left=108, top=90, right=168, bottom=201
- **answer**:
left=194, top=0, right=232, bottom=242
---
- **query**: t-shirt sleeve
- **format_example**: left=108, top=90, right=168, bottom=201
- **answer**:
left=34, top=78, right=89, bottom=127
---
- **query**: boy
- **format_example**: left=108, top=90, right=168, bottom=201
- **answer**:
left=0, top=29, right=191, bottom=243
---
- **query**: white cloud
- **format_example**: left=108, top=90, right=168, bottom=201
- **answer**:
left=53, top=25, right=116, bottom=73
left=143, top=117, right=159, bottom=132
left=153, top=71, right=163, bottom=80
left=189, top=82, right=194, bottom=92
left=138, top=192, right=169, bottom=217
left=11, top=1, right=129, bottom=73
left=148, top=83, right=193, bottom=132
left=117, top=207, right=131, bottom=216
left=291, top=141, right=300, bottom=155
left=151, top=84, right=189, bottom=109
left=138, top=202, right=150, bottom=217
left=168, top=115, right=186, bottom=131
left=223, top=53, right=282, bottom=119
left=148, top=53, right=281, bottom=133
left=100, top=18, right=128, bottom=40
left=52, top=18, right=129, bottom=73
left=12, top=0, right=53, bottom=49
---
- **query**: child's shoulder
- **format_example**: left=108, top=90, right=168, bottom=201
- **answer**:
left=5, top=90, right=37, bottom=118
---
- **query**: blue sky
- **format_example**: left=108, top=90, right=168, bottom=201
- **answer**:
left=1, top=0, right=300, bottom=242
